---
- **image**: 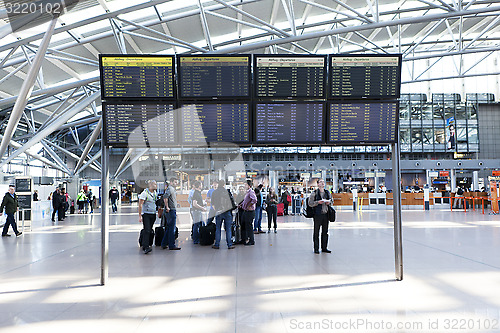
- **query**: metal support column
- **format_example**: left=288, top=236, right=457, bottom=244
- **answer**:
left=473, top=171, right=479, bottom=191
left=101, top=145, right=109, bottom=286
left=391, top=142, right=403, bottom=281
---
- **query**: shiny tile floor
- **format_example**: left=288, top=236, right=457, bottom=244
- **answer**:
left=1, top=205, right=500, bottom=332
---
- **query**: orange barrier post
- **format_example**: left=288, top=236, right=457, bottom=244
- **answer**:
left=482, top=198, right=485, bottom=215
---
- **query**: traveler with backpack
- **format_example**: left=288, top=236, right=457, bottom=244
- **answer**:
left=160, top=177, right=181, bottom=251
left=239, top=179, right=257, bottom=246
left=191, top=181, right=206, bottom=245
left=308, top=178, right=332, bottom=254
left=266, top=187, right=279, bottom=233
left=211, top=180, right=236, bottom=249
left=453, top=186, right=465, bottom=209
left=76, top=189, right=86, bottom=214
left=138, top=180, right=158, bottom=254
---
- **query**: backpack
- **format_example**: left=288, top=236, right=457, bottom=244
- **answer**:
left=457, top=188, right=464, bottom=195
left=303, top=190, right=331, bottom=219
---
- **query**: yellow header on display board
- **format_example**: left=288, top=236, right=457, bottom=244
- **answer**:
left=180, top=57, right=248, bottom=63
left=102, top=57, right=172, bottom=67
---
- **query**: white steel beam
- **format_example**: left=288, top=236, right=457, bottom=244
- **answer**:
left=73, top=118, right=103, bottom=173
left=0, top=92, right=100, bottom=167
left=0, top=16, right=58, bottom=161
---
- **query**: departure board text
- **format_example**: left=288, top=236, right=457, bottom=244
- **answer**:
left=255, top=103, right=324, bottom=143
left=180, top=103, right=250, bottom=144
left=179, top=57, right=250, bottom=98
left=104, top=103, right=176, bottom=147
left=328, top=102, right=398, bottom=143
left=330, top=56, right=400, bottom=99
left=256, top=57, right=325, bottom=98
left=101, top=57, right=174, bottom=99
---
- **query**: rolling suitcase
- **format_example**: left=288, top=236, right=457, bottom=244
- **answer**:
left=139, top=229, right=154, bottom=247
left=154, top=226, right=164, bottom=246
left=231, top=213, right=242, bottom=244
left=199, top=222, right=216, bottom=246
left=277, top=203, right=284, bottom=216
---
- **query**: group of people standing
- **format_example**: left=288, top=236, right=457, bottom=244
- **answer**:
left=138, top=178, right=181, bottom=254
left=51, top=187, right=71, bottom=222
left=75, top=188, right=95, bottom=214
left=136, top=177, right=333, bottom=255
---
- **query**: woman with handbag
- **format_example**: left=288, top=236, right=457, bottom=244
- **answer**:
left=308, top=178, right=332, bottom=254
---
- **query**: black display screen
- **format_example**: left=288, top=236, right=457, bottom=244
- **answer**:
left=328, top=102, right=398, bottom=143
left=179, top=56, right=250, bottom=99
left=330, top=56, right=401, bottom=99
left=255, top=56, right=326, bottom=98
left=100, top=56, right=175, bottom=99
left=15, top=178, right=31, bottom=192
left=255, top=103, right=324, bottom=144
left=104, top=103, right=176, bottom=147
left=180, top=103, right=250, bottom=144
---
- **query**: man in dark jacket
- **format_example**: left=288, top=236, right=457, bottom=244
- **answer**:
left=109, top=187, right=119, bottom=212
left=1, top=185, right=22, bottom=237
left=211, top=180, right=235, bottom=249
left=51, top=188, right=61, bottom=222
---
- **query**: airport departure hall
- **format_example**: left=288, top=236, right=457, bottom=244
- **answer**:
left=1, top=0, right=500, bottom=332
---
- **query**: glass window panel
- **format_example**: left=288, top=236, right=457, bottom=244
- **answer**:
left=467, top=104, right=478, bottom=119
left=468, top=127, right=478, bottom=144
left=455, top=105, right=467, bottom=120
left=411, top=128, right=423, bottom=151
left=410, top=105, right=422, bottom=120
left=422, top=104, right=432, bottom=120
left=444, top=106, right=454, bottom=122
left=433, top=105, right=444, bottom=120
left=400, top=128, right=411, bottom=152
left=399, top=103, right=410, bottom=120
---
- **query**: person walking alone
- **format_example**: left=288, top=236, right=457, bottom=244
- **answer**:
left=109, top=186, right=119, bottom=213
left=1, top=185, right=22, bottom=237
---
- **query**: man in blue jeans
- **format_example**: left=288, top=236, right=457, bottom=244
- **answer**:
left=161, top=177, right=181, bottom=250
left=211, top=180, right=235, bottom=250
left=253, top=184, right=264, bottom=234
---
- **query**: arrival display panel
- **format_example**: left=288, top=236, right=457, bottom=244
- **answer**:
left=328, top=102, right=398, bottom=143
left=104, top=103, right=176, bottom=147
left=180, top=103, right=250, bottom=144
left=255, top=56, right=326, bottom=98
left=178, top=56, right=250, bottom=99
left=255, top=103, right=324, bottom=144
left=330, top=56, right=401, bottom=99
left=100, top=56, right=174, bottom=99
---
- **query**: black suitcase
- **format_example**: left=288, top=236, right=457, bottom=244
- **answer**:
left=139, top=229, right=154, bottom=247
left=154, top=226, right=165, bottom=246
left=231, top=214, right=242, bottom=244
left=199, top=222, right=216, bottom=246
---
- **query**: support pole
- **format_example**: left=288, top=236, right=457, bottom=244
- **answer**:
left=392, top=142, right=403, bottom=281
left=101, top=145, right=109, bottom=285
left=0, top=15, right=58, bottom=160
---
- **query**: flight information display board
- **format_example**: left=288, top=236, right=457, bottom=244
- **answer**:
left=180, top=103, right=250, bottom=144
left=178, top=56, right=250, bottom=99
left=104, top=103, right=176, bottom=147
left=330, top=56, right=401, bottom=99
left=255, top=103, right=324, bottom=144
left=328, top=102, right=398, bottom=143
left=100, top=56, right=175, bottom=99
left=255, top=56, right=326, bottom=98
